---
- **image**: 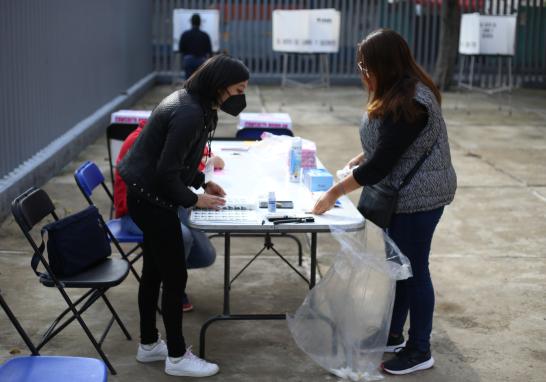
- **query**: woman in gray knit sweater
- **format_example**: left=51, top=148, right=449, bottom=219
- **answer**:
left=313, top=29, right=457, bottom=375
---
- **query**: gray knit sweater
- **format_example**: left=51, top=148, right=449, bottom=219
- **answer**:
left=359, top=83, right=457, bottom=213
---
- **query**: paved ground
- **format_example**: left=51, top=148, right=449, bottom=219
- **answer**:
left=0, top=84, right=545, bottom=382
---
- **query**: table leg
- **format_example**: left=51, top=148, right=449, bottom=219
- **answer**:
left=199, top=231, right=318, bottom=359
left=223, top=232, right=230, bottom=315
left=310, top=233, right=317, bottom=288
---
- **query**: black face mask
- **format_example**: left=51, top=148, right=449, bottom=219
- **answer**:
left=220, top=94, right=246, bottom=116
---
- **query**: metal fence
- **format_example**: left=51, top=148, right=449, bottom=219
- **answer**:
left=152, top=0, right=545, bottom=86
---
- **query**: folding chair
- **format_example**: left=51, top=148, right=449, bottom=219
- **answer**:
left=0, top=356, right=107, bottom=382
left=0, top=289, right=108, bottom=382
left=106, top=123, right=140, bottom=217
left=74, top=161, right=143, bottom=282
left=11, top=187, right=131, bottom=375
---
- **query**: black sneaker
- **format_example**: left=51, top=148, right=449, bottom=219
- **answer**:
left=385, top=334, right=406, bottom=353
left=382, top=347, right=434, bottom=375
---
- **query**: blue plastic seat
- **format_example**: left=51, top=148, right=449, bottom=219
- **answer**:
left=106, top=219, right=142, bottom=243
left=74, top=161, right=143, bottom=282
left=236, top=127, right=294, bottom=140
left=0, top=356, right=107, bottom=382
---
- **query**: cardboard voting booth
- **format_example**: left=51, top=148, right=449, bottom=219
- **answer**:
left=272, top=9, right=341, bottom=54
left=236, top=113, right=293, bottom=140
left=273, top=9, right=340, bottom=92
left=457, top=13, right=516, bottom=111
left=172, top=9, right=220, bottom=52
left=110, top=110, right=151, bottom=125
left=459, top=13, right=517, bottom=56
left=238, top=113, right=292, bottom=131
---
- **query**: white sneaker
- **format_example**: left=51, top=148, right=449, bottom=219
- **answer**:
left=136, top=335, right=168, bottom=363
left=165, top=347, right=219, bottom=377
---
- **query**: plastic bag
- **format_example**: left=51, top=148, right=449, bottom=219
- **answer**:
left=336, top=165, right=359, bottom=181
left=287, top=224, right=412, bottom=381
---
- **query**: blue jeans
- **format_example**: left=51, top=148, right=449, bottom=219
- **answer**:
left=386, top=207, right=444, bottom=353
left=120, top=209, right=216, bottom=269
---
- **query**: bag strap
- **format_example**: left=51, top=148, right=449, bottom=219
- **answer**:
left=397, top=137, right=438, bottom=190
left=30, top=228, right=48, bottom=279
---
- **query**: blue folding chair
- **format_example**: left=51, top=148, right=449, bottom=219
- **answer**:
left=74, top=161, right=143, bottom=282
left=0, top=289, right=108, bottom=381
left=0, top=355, right=107, bottom=382
left=235, top=127, right=294, bottom=140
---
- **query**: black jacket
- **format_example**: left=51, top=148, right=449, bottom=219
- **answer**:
left=179, top=27, right=212, bottom=57
left=118, top=89, right=217, bottom=209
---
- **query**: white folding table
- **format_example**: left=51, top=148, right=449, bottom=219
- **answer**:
left=189, top=140, right=364, bottom=357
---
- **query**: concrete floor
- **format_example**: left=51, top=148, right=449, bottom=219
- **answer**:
left=0, top=84, right=545, bottom=382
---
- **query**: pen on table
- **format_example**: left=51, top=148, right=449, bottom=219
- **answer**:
left=273, top=217, right=315, bottom=225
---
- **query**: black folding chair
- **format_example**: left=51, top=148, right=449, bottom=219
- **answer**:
left=11, top=187, right=132, bottom=375
left=106, top=123, right=139, bottom=217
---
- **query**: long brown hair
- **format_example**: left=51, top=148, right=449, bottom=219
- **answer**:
left=357, top=29, right=441, bottom=122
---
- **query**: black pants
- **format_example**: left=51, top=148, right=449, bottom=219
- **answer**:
left=127, top=192, right=187, bottom=357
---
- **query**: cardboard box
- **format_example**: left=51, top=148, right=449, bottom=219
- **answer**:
left=238, top=113, right=292, bottom=130
left=304, top=168, right=333, bottom=192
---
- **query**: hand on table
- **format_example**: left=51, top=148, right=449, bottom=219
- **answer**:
left=211, top=156, right=225, bottom=170
left=196, top=194, right=226, bottom=210
left=312, top=190, right=338, bottom=215
left=204, top=181, right=226, bottom=197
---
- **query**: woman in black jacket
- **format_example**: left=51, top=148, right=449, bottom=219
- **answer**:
left=118, top=55, right=249, bottom=377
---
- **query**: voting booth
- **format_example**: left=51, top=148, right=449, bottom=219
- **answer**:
left=236, top=113, right=293, bottom=140
left=171, top=9, right=220, bottom=82
left=272, top=9, right=340, bottom=89
left=457, top=13, right=517, bottom=104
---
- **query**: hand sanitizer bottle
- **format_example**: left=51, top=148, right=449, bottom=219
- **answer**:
left=289, top=137, right=302, bottom=183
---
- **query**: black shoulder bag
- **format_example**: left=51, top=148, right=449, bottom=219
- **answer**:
left=357, top=144, right=435, bottom=228
left=32, top=206, right=112, bottom=279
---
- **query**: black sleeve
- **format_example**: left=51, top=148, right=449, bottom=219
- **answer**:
left=155, top=108, right=202, bottom=208
left=179, top=32, right=187, bottom=54
left=191, top=171, right=205, bottom=189
left=353, top=102, right=428, bottom=186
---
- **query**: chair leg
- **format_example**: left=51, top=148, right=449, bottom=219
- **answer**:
left=0, top=293, right=39, bottom=355
left=56, top=287, right=118, bottom=374
left=101, top=293, right=132, bottom=340
left=38, top=290, right=104, bottom=351
left=111, top=242, right=141, bottom=282
left=128, top=264, right=141, bottom=282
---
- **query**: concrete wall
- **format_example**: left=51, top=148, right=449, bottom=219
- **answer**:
left=0, top=0, right=155, bottom=220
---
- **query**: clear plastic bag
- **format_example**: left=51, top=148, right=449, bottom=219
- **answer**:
left=287, top=224, right=412, bottom=381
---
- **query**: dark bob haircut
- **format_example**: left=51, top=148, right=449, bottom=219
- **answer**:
left=184, top=55, right=249, bottom=104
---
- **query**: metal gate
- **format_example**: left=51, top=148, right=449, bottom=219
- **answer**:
left=153, top=0, right=545, bottom=87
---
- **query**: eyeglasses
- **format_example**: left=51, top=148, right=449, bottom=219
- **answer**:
left=357, top=61, right=369, bottom=76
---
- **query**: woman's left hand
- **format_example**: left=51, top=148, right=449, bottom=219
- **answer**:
left=204, top=181, right=226, bottom=197
left=312, top=190, right=337, bottom=215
